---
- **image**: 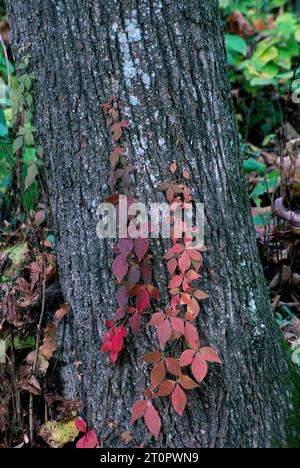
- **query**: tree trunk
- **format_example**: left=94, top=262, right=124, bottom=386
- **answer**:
left=7, top=0, right=292, bottom=448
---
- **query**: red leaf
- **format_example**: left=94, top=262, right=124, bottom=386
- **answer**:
left=134, top=238, right=149, bottom=262
left=151, top=360, right=166, bottom=388
left=200, top=347, right=222, bottom=364
left=157, top=319, right=172, bottom=347
left=187, top=249, right=202, bottom=262
left=166, top=357, right=182, bottom=377
left=194, top=290, right=209, bottom=300
left=128, top=266, right=141, bottom=286
left=171, top=385, right=187, bottom=416
left=168, top=274, right=184, bottom=289
left=76, top=430, right=99, bottom=449
left=181, top=293, right=192, bottom=306
left=178, top=375, right=199, bottom=390
left=116, top=285, right=128, bottom=307
left=146, top=284, right=160, bottom=299
left=179, top=349, right=195, bottom=367
left=140, top=260, right=152, bottom=283
left=192, top=353, right=208, bottom=383
left=111, top=122, right=122, bottom=141
left=142, top=351, right=163, bottom=364
left=112, top=254, right=128, bottom=283
left=118, top=238, right=134, bottom=257
left=111, top=329, right=124, bottom=354
left=185, top=270, right=200, bottom=281
left=170, top=243, right=184, bottom=254
left=170, top=161, right=177, bottom=174
left=178, top=250, right=191, bottom=274
left=130, top=312, right=141, bottom=335
left=130, top=400, right=148, bottom=423
left=157, top=380, right=176, bottom=397
left=166, top=186, right=174, bottom=202
left=170, top=317, right=184, bottom=335
left=144, top=404, right=161, bottom=440
left=167, top=258, right=178, bottom=277
left=182, top=170, right=190, bottom=179
left=75, top=417, right=87, bottom=433
left=148, top=312, right=165, bottom=326
left=184, top=322, right=199, bottom=349
left=136, top=287, right=150, bottom=313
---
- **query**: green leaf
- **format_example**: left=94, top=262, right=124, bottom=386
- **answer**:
left=13, top=334, right=35, bottom=351
left=259, top=46, right=278, bottom=63
left=24, top=163, right=38, bottom=191
left=24, top=76, right=32, bottom=91
left=225, top=34, right=247, bottom=56
left=13, top=135, right=24, bottom=154
left=243, top=158, right=266, bottom=176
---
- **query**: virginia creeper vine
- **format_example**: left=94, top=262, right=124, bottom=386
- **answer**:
left=100, top=97, right=222, bottom=443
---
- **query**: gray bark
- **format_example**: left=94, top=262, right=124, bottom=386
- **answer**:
left=7, top=0, right=292, bottom=448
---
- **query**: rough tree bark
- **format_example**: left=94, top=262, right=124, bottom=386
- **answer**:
left=7, top=0, right=292, bottom=448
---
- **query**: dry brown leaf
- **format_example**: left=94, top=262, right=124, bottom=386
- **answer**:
left=120, top=429, right=133, bottom=444
left=227, top=11, right=255, bottom=38
left=19, top=375, right=42, bottom=395
left=54, top=303, right=69, bottom=324
left=39, top=324, right=56, bottom=360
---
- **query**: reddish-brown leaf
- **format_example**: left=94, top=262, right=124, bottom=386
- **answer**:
left=134, top=238, right=149, bottom=262
left=191, top=353, right=208, bottom=383
left=142, top=351, right=163, bottom=364
left=171, top=385, right=187, bottom=416
left=166, top=358, right=182, bottom=377
left=130, top=400, right=148, bottom=423
left=54, top=303, right=69, bottom=324
left=146, top=284, right=160, bottom=299
left=39, top=324, right=56, bottom=361
left=148, top=312, right=165, bottom=326
left=130, top=312, right=141, bottom=335
left=184, top=322, right=199, bottom=349
left=168, top=274, right=184, bottom=289
left=178, top=250, right=191, bottom=274
left=181, top=293, right=192, bottom=306
left=144, top=404, right=161, bottom=440
left=157, top=380, right=176, bottom=397
left=185, top=270, right=201, bottom=281
left=179, top=349, right=195, bottom=367
left=170, top=243, right=184, bottom=254
left=187, top=249, right=202, bottom=262
left=118, top=239, right=134, bottom=257
left=167, top=258, right=178, bottom=277
left=170, top=161, right=177, bottom=174
left=194, top=290, right=209, bottom=300
left=157, top=319, right=172, bottom=348
left=150, top=360, right=166, bottom=388
left=178, top=375, right=199, bottom=390
left=200, top=347, right=222, bottom=364
left=112, top=254, right=128, bottom=283
left=166, top=186, right=174, bottom=202
left=170, top=316, right=184, bottom=335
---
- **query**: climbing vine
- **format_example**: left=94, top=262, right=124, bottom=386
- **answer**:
left=100, top=97, right=221, bottom=443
